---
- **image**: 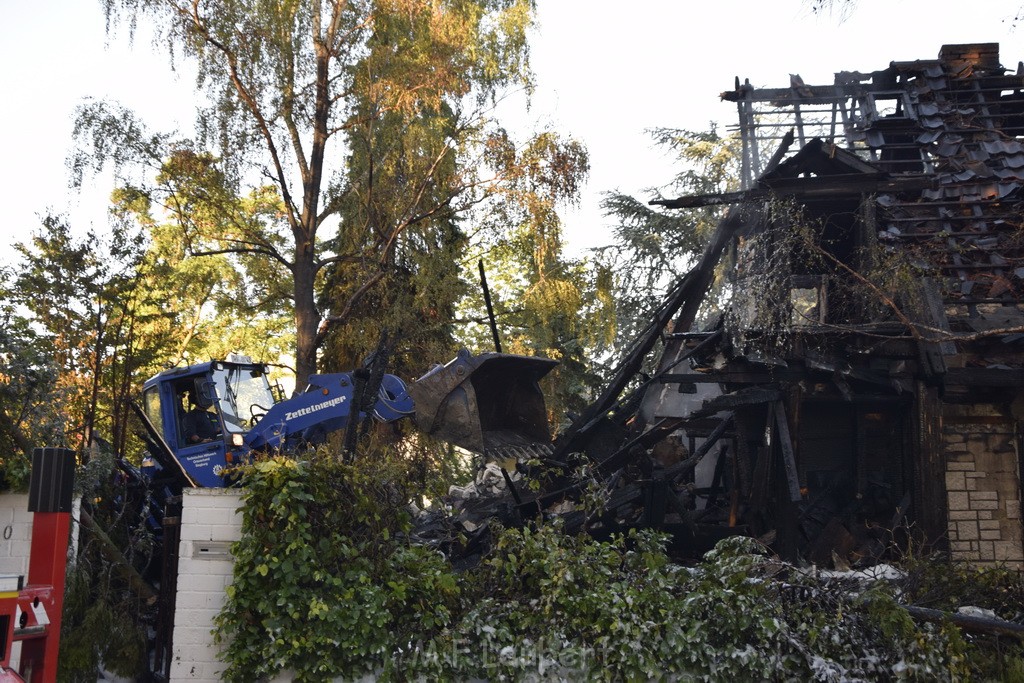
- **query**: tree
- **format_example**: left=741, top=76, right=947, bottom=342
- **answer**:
left=462, top=130, right=612, bottom=425
left=12, top=218, right=129, bottom=451
left=0, top=267, right=62, bottom=489
left=88, top=0, right=545, bottom=388
left=7, top=217, right=168, bottom=455
left=599, top=126, right=740, bottom=348
left=4, top=208, right=276, bottom=461
left=109, top=174, right=296, bottom=368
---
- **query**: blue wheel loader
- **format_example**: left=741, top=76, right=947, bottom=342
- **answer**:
left=132, top=350, right=557, bottom=489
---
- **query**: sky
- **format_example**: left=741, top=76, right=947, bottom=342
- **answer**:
left=0, top=0, right=1021, bottom=263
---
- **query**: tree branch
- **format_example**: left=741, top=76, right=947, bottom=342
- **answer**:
left=313, top=269, right=387, bottom=348
left=187, top=245, right=294, bottom=271
left=177, top=1, right=300, bottom=229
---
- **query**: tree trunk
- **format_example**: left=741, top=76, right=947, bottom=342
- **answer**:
left=0, top=408, right=32, bottom=455
left=292, top=45, right=332, bottom=389
left=294, top=245, right=319, bottom=389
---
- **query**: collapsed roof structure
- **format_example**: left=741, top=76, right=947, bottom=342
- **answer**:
left=428, top=44, right=1024, bottom=569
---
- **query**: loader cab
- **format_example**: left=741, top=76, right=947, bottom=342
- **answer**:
left=141, top=358, right=278, bottom=487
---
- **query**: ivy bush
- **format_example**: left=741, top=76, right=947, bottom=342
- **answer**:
left=217, top=454, right=1020, bottom=682
left=214, top=452, right=460, bottom=681
left=423, top=532, right=970, bottom=682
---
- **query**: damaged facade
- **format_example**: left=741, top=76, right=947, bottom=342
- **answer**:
left=432, top=44, right=1024, bottom=570
left=646, top=42, right=1024, bottom=567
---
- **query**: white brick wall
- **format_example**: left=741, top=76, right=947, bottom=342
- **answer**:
left=943, top=415, right=1024, bottom=567
left=170, top=488, right=244, bottom=682
left=0, top=493, right=33, bottom=578
left=0, top=493, right=32, bottom=671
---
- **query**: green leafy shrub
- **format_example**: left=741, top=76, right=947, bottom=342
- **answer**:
left=425, top=524, right=689, bottom=681
left=216, top=453, right=1018, bottom=681
left=0, top=451, right=30, bottom=492
left=896, top=552, right=1024, bottom=680
left=59, top=448, right=155, bottom=683
left=430, top=533, right=969, bottom=681
left=214, top=452, right=461, bottom=682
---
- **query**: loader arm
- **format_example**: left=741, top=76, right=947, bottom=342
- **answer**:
left=243, top=372, right=415, bottom=450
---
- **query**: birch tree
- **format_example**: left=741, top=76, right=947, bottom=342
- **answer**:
left=84, top=0, right=550, bottom=387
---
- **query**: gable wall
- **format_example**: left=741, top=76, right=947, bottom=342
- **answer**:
left=942, top=403, right=1024, bottom=566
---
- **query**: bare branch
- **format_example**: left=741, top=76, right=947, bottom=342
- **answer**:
left=187, top=245, right=294, bottom=271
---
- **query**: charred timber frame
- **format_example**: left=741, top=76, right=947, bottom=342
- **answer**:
left=550, top=207, right=752, bottom=462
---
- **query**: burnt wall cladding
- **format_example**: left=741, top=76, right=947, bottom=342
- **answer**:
left=942, top=405, right=1023, bottom=565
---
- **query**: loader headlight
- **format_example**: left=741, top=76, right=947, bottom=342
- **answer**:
left=232, top=434, right=244, bottom=447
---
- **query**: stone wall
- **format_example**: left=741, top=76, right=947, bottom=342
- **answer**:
left=943, top=404, right=1024, bottom=566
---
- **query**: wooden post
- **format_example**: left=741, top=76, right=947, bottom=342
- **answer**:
left=912, top=382, right=947, bottom=547
left=773, top=402, right=802, bottom=502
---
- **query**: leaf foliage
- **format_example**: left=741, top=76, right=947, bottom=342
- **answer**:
left=215, top=453, right=1017, bottom=681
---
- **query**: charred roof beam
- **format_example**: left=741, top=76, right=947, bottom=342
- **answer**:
left=653, top=174, right=937, bottom=209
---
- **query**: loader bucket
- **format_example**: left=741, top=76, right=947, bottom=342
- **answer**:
left=408, top=349, right=558, bottom=455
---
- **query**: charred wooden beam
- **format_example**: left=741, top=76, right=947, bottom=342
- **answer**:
left=652, top=175, right=937, bottom=209
left=750, top=444, right=773, bottom=512
left=736, top=76, right=753, bottom=187
left=643, top=479, right=671, bottom=527
left=648, top=330, right=724, bottom=383
left=658, top=370, right=792, bottom=384
left=720, top=83, right=851, bottom=104
left=549, top=268, right=694, bottom=459
left=760, top=128, right=795, bottom=177
left=663, top=413, right=735, bottom=482
left=605, top=482, right=644, bottom=512
left=596, top=417, right=684, bottom=474
left=661, top=369, right=905, bottom=389
left=945, top=367, right=1024, bottom=386
left=772, top=401, right=803, bottom=503
left=913, top=381, right=948, bottom=546
left=803, top=351, right=902, bottom=391
left=910, top=277, right=954, bottom=377
left=691, top=387, right=783, bottom=418
left=705, top=444, right=730, bottom=509
left=501, top=468, right=523, bottom=507
left=729, top=444, right=742, bottom=527
left=552, top=209, right=744, bottom=459
left=672, top=211, right=749, bottom=345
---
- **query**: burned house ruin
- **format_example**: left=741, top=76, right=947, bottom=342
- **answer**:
left=436, top=44, right=1024, bottom=569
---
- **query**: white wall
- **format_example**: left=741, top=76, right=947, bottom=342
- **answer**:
left=0, top=493, right=33, bottom=579
left=169, top=488, right=245, bottom=682
left=0, top=493, right=32, bottom=671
